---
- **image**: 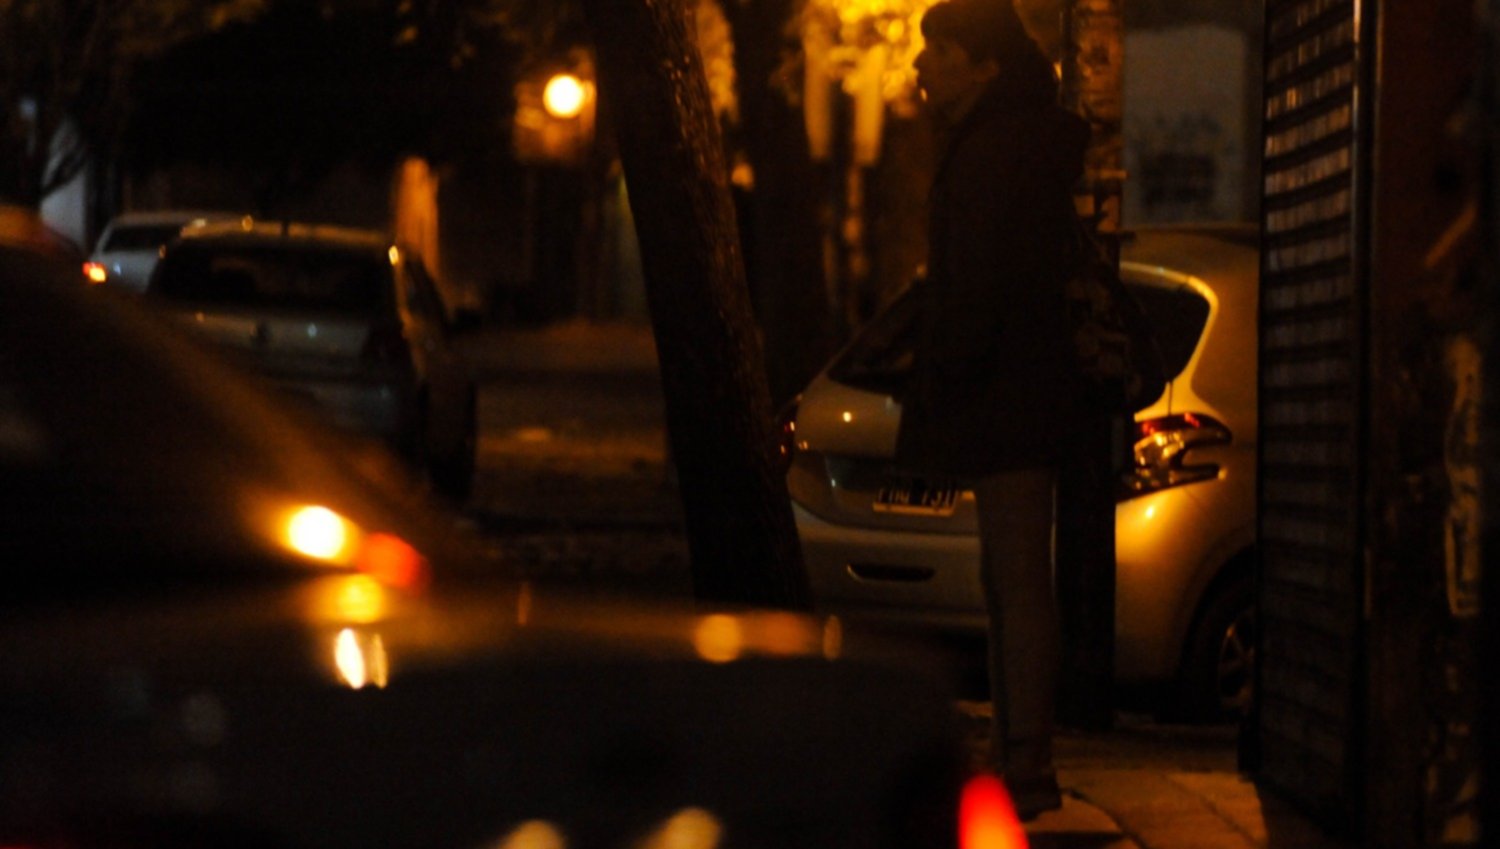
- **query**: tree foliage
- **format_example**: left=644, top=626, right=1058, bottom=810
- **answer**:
left=0, top=0, right=266, bottom=206
left=126, top=1, right=517, bottom=215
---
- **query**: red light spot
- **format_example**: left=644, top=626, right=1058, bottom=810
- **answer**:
left=82, top=261, right=107, bottom=284
left=959, top=774, right=1028, bottom=849
left=357, top=533, right=429, bottom=591
left=1184, top=412, right=1201, bottom=428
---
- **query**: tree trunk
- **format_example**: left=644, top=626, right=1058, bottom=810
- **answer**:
left=579, top=0, right=810, bottom=609
left=725, top=0, right=836, bottom=409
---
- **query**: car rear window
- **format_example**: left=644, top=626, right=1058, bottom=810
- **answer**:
left=1128, top=283, right=1211, bottom=379
left=152, top=243, right=391, bottom=314
left=103, top=225, right=184, bottom=251
left=828, top=280, right=1211, bottom=395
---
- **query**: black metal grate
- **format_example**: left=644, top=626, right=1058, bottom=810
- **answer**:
left=1256, top=0, right=1368, bottom=825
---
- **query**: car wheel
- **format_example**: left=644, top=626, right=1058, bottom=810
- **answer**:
left=1163, top=572, right=1255, bottom=723
left=428, top=388, right=477, bottom=501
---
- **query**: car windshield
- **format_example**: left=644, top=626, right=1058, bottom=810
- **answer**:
left=829, top=278, right=1211, bottom=395
left=152, top=242, right=391, bottom=314
left=102, top=224, right=183, bottom=251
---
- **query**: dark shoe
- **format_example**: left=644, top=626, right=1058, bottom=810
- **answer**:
left=1005, top=772, right=1062, bottom=822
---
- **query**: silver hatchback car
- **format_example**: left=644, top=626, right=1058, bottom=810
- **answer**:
left=783, top=225, right=1258, bottom=719
left=146, top=219, right=480, bottom=497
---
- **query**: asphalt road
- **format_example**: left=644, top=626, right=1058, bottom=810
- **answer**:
left=462, top=335, right=691, bottom=599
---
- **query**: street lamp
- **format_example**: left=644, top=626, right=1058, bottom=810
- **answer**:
left=543, top=73, right=588, bottom=120
left=514, top=64, right=596, bottom=166
left=511, top=57, right=603, bottom=320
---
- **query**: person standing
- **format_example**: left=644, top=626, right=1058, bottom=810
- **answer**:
left=895, top=0, right=1090, bottom=820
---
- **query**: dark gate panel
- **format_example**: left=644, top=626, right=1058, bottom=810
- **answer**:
left=1256, top=0, right=1369, bottom=824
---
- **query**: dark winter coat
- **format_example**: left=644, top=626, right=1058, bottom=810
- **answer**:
left=893, top=78, right=1090, bottom=479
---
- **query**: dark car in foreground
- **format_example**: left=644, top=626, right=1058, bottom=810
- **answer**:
left=0, top=239, right=973, bottom=849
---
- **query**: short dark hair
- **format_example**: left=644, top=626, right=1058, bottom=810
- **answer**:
left=920, top=0, right=1057, bottom=103
left=919, top=0, right=1031, bottom=66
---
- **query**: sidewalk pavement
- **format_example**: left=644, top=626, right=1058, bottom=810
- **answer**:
left=955, top=703, right=1353, bottom=849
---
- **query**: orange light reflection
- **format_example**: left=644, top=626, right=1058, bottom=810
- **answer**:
left=334, top=628, right=389, bottom=690
left=494, top=820, right=568, bottom=849
left=639, top=808, right=723, bottom=849
left=357, top=532, right=429, bottom=590
left=959, top=774, right=1028, bottom=849
left=693, top=614, right=744, bottom=663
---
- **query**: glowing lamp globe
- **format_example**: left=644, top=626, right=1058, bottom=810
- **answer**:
left=543, top=74, right=587, bottom=119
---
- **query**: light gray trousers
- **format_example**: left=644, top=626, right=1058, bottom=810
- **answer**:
left=972, top=467, right=1059, bottom=780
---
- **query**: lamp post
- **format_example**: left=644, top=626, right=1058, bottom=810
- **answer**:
left=514, top=63, right=597, bottom=168
left=513, top=58, right=601, bottom=319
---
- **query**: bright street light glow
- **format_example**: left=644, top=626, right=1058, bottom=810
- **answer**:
left=543, top=74, right=587, bottom=119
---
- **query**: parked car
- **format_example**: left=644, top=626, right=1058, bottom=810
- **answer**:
left=1, top=238, right=971, bottom=849
left=144, top=218, right=480, bottom=497
left=84, top=209, right=239, bottom=292
left=782, top=225, right=1259, bottom=720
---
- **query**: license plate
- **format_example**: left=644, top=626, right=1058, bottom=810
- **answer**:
left=874, top=478, right=960, bottom=516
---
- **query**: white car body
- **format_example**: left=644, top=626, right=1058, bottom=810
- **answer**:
left=786, top=226, right=1259, bottom=715
left=86, top=210, right=241, bottom=292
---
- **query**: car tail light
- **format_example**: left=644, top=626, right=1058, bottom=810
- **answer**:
left=358, top=532, right=430, bottom=591
left=361, top=321, right=410, bottom=365
left=82, top=261, right=107, bottom=284
left=959, top=773, right=1028, bottom=849
left=772, top=396, right=801, bottom=474
left=1119, top=412, right=1230, bottom=498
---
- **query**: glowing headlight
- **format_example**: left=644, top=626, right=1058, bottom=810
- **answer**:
left=284, top=505, right=358, bottom=563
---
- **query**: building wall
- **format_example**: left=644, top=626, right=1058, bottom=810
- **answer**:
left=37, top=120, right=91, bottom=251
left=39, top=168, right=89, bottom=252
left=1364, top=0, right=1482, bottom=842
left=1123, top=25, right=1254, bottom=225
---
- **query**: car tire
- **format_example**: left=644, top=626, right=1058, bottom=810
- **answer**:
left=428, top=388, right=477, bottom=501
left=1162, top=571, right=1255, bottom=723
